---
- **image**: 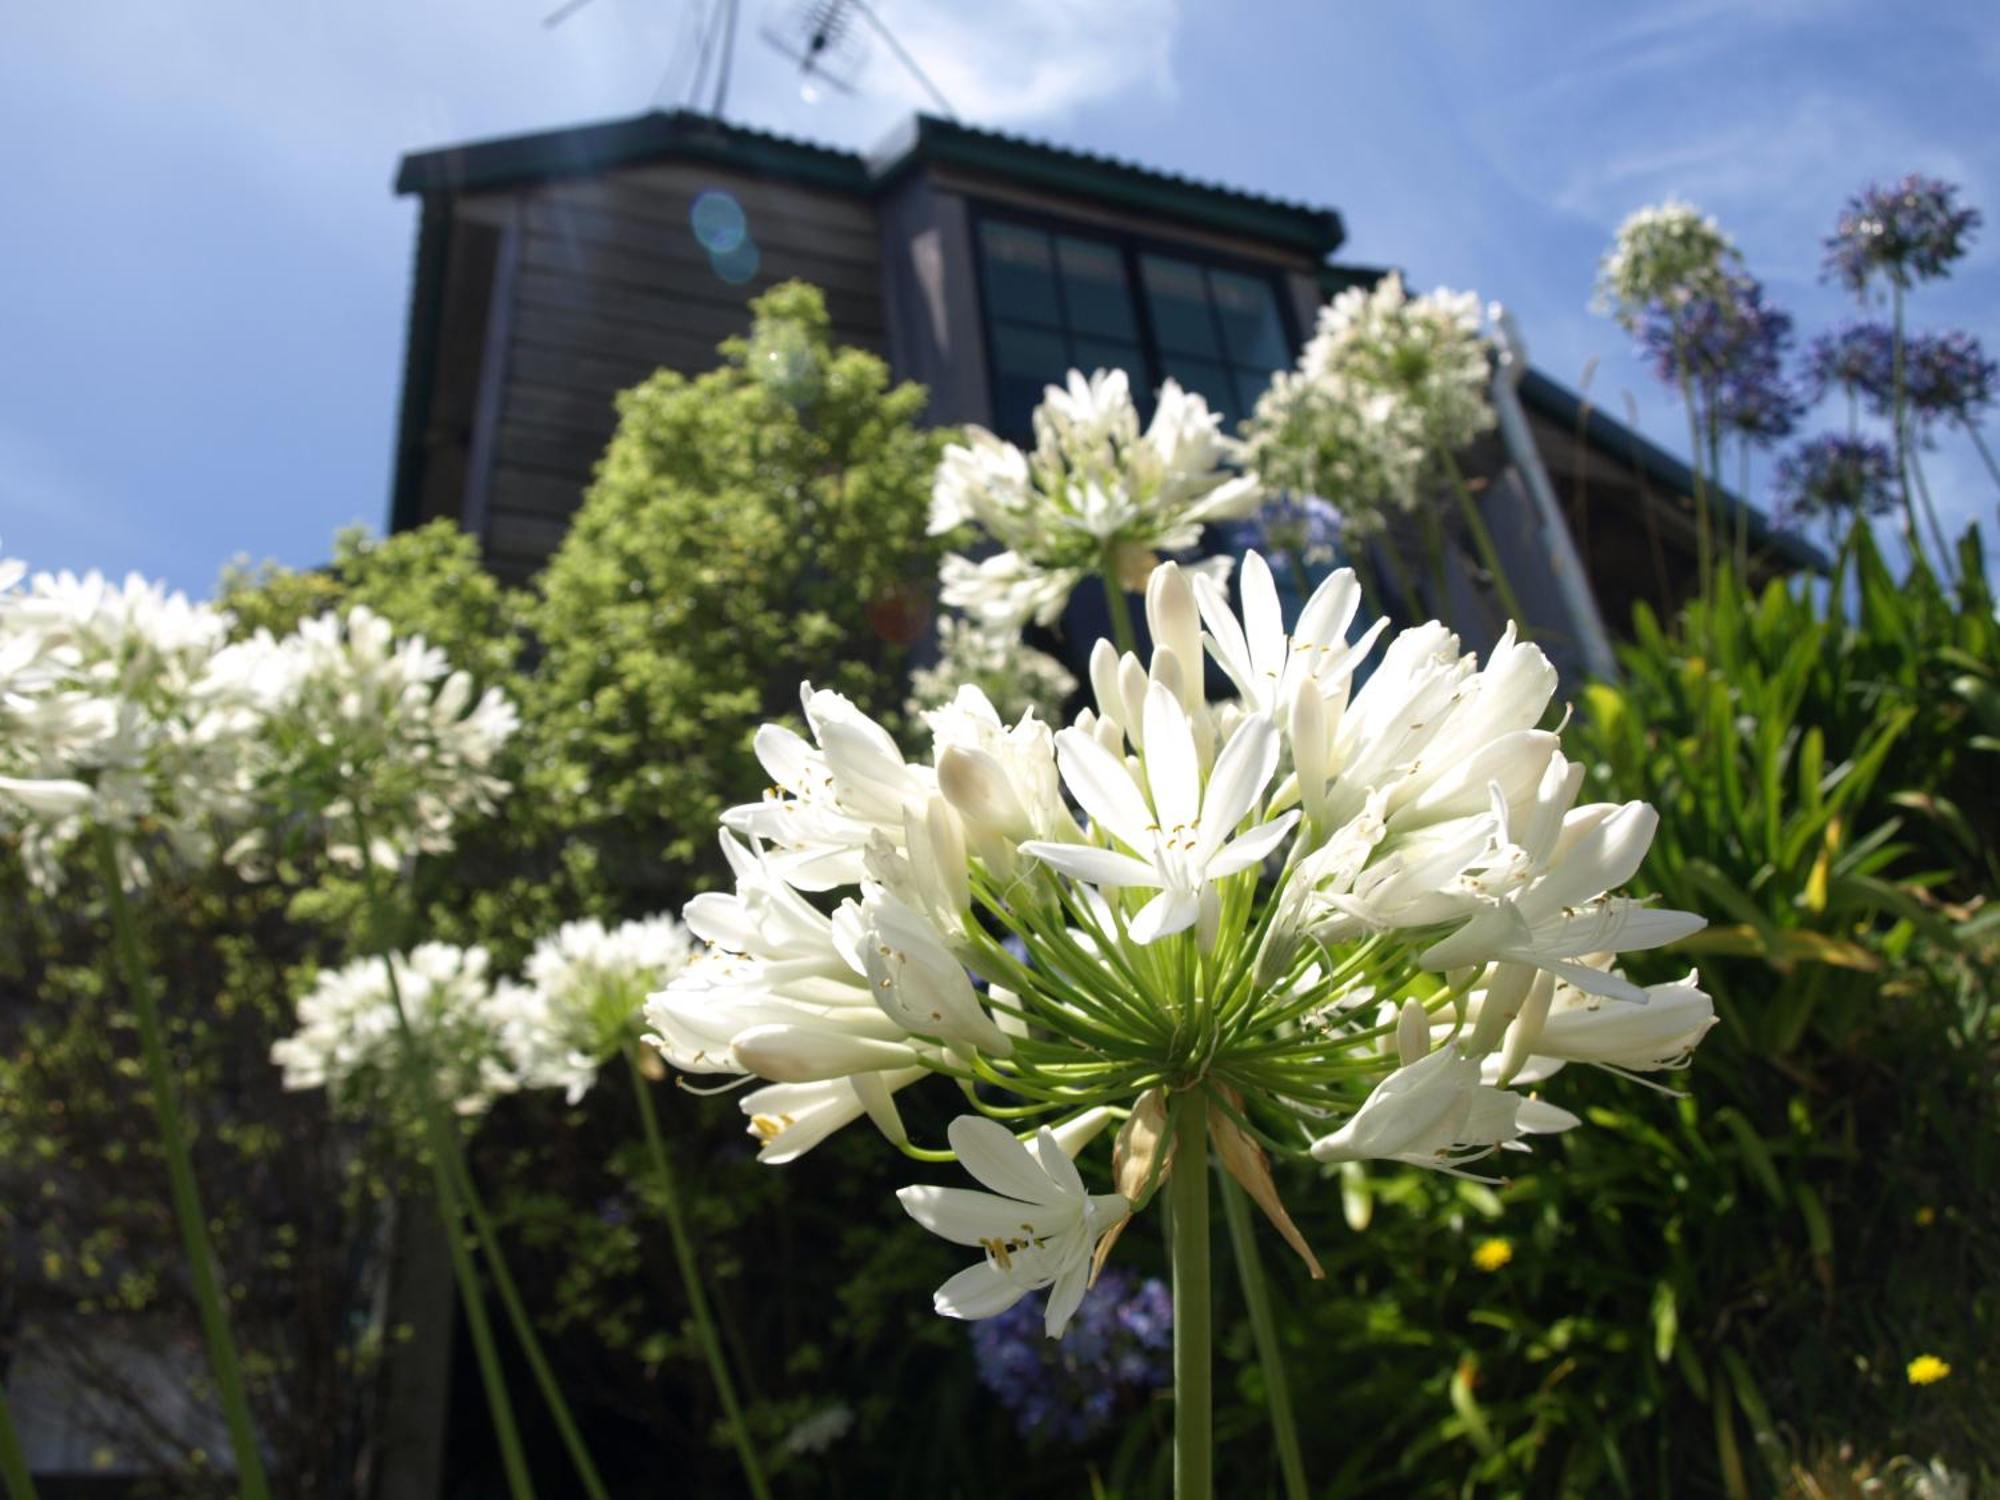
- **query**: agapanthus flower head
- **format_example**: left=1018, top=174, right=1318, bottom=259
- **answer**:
left=505, top=914, right=693, bottom=1101
left=1823, top=174, right=1981, bottom=295
left=932, top=369, right=1259, bottom=630
left=906, top=613, right=1077, bottom=728
left=225, top=604, right=518, bottom=871
left=648, top=547, right=1708, bottom=1339
left=0, top=562, right=277, bottom=888
left=271, top=943, right=523, bottom=1116
left=1773, top=434, right=1899, bottom=530
left=968, top=1268, right=1171, bottom=1442
left=1240, top=274, right=1488, bottom=528
left=1801, top=322, right=1894, bottom=407
left=1238, top=368, right=1426, bottom=532
left=1900, top=329, right=1997, bottom=425
left=1222, top=496, right=1346, bottom=587
left=1596, top=199, right=1739, bottom=328
left=1638, top=274, right=1802, bottom=442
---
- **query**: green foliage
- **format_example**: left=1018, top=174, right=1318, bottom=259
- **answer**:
left=1194, top=525, right=1996, bottom=1499
left=527, top=280, right=948, bottom=892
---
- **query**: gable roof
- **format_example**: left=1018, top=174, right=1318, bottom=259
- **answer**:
left=395, top=109, right=1346, bottom=256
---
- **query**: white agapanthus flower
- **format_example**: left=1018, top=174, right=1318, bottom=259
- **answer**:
left=1594, top=199, right=1739, bottom=328
left=505, top=915, right=693, bottom=1101
left=932, top=370, right=1259, bottom=630
left=905, top=613, right=1077, bottom=728
left=272, top=943, right=524, bottom=1116
left=226, top=605, right=518, bottom=870
left=1241, top=273, right=1493, bottom=531
left=0, top=557, right=278, bottom=888
left=898, top=1115, right=1130, bottom=1338
left=647, top=550, right=1708, bottom=1337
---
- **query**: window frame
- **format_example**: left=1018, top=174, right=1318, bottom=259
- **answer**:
left=965, top=200, right=1304, bottom=440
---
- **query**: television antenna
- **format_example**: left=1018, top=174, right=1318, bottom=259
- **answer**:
left=543, top=0, right=955, bottom=120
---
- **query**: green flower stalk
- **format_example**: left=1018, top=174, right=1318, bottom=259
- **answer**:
left=649, top=548, right=1714, bottom=1496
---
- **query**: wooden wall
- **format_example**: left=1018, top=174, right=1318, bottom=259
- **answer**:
left=453, top=162, right=889, bottom=579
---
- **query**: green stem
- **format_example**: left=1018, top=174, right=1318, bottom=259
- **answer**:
left=625, top=1046, right=773, bottom=1500
left=94, top=830, right=271, bottom=1500
left=1100, top=549, right=1138, bottom=657
left=1169, top=1094, right=1212, bottom=1500
left=1218, top=1173, right=1308, bottom=1500
left=424, top=1129, right=536, bottom=1500
left=350, top=835, right=600, bottom=1500
left=348, top=845, right=535, bottom=1499
left=1906, top=443, right=1957, bottom=589
left=1439, top=448, right=1529, bottom=629
left=1890, top=284, right=1930, bottom=572
left=0, top=1386, right=37, bottom=1500
left=1966, top=421, right=2000, bottom=501
left=1673, top=331, right=1714, bottom=606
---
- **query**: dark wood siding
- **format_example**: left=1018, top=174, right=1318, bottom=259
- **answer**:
left=471, top=161, right=886, bottom=579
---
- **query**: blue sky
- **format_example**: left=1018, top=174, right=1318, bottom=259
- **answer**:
left=4, top=0, right=1995, bottom=594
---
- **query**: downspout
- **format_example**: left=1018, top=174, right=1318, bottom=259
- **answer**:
left=1488, top=309, right=1619, bottom=682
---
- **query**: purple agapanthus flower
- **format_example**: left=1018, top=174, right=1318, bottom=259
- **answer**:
left=1639, top=275, right=1802, bottom=443
left=1801, top=323, right=1893, bottom=407
left=1773, top=434, right=1899, bottom=528
left=1223, top=494, right=1344, bottom=581
left=1823, top=174, right=1981, bottom=295
left=1901, top=329, right=1997, bottom=425
left=968, top=1269, right=1171, bottom=1444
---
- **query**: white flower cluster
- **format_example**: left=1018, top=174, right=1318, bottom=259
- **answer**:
left=272, top=943, right=528, bottom=1116
left=506, top=915, right=693, bottom=1101
left=221, top=605, right=518, bottom=871
left=648, top=550, right=1711, bottom=1335
left=275, top=915, right=693, bottom=1116
left=905, top=613, right=1077, bottom=727
left=932, top=370, right=1260, bottom=630
left=1595, top=199, right=1738, bottom=328
left=0, top=558, right=277, bottom=888
left=1242, top=274, right=1492, bottom=531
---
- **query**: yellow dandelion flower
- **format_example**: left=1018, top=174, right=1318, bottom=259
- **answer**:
left=1906, top=1354, right=1951, bottom=1386
left=1914, top=1206, right=1937, bottom=1228
left=1472, top=1237, right=1514, bottom=1272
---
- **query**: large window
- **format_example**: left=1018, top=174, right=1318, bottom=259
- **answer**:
left=973, top=213, right=1296, bottom=438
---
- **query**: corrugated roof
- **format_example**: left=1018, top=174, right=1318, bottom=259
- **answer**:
left=394, top=109, right=1346, bottom=254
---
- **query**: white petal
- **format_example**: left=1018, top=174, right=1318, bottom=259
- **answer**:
left=1129, top=888, right=1201, bottom=944
left=1240, top=551, right=1287, bottom=688
left=898, top=1185, right=1049, bottom=1245
left=949, top=1114, right=1064, bottom=1203
left=1042, top=1263, right=1091, bottom=1338
left=1020, top=841, right=1163, bottom=889
left=1053, top=727, right=1155, bottom=850
left=1196, top=714, right=1279, bottom=865
left=731, top=1025, right=920, bottom=1082
left=1204, top=810, right=1299, bottom=879
left=1142, top=681, right=1200, bottom=832
left=932, top=1261, right=1030, bottom=1321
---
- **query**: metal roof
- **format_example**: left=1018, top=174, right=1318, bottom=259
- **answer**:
left=394, top=109, right=1346, bottom=255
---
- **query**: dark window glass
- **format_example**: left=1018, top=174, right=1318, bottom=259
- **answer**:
left=1056, top=236, right=1137, bottom=340
left=1210, top=269, right=1289, bottom=370
left=1141, top=255, right=1222, bottom=358
left=1163, top=354, right=1239, bottom=425
left=979, top=221, right=1061, bottom=325
left=990, top=322, right=1067, bottom=435
left=973, top=214, right=1293, bottom=440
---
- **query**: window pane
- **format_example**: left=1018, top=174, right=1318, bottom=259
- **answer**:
left=1056, top=236, right=1137, bottom=340
left=1210, top=269, right=1289, bottom=371
left=979, top=221, right=1061, bottom=326
left=1141, top=255, right=1221, bottom=358
left=1070, top=337, right=1147, bottom=392
left=1233, top=368, right=1275, bottom=420
left=1163, top=354, right=1237, bottom=425
left=990, top=321, right=1068, bottom=437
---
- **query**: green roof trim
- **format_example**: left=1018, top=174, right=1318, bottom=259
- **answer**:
left=874, top=116, right=1346, bottom=257
left=395, top=110, right=869, bottom=197
left=1516, top=368, right=1829, bottom=573
left=394, top=110, right=1346, bottom=256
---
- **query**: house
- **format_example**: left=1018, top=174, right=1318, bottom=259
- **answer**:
left=388, top=108, right=1823, bottom=680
